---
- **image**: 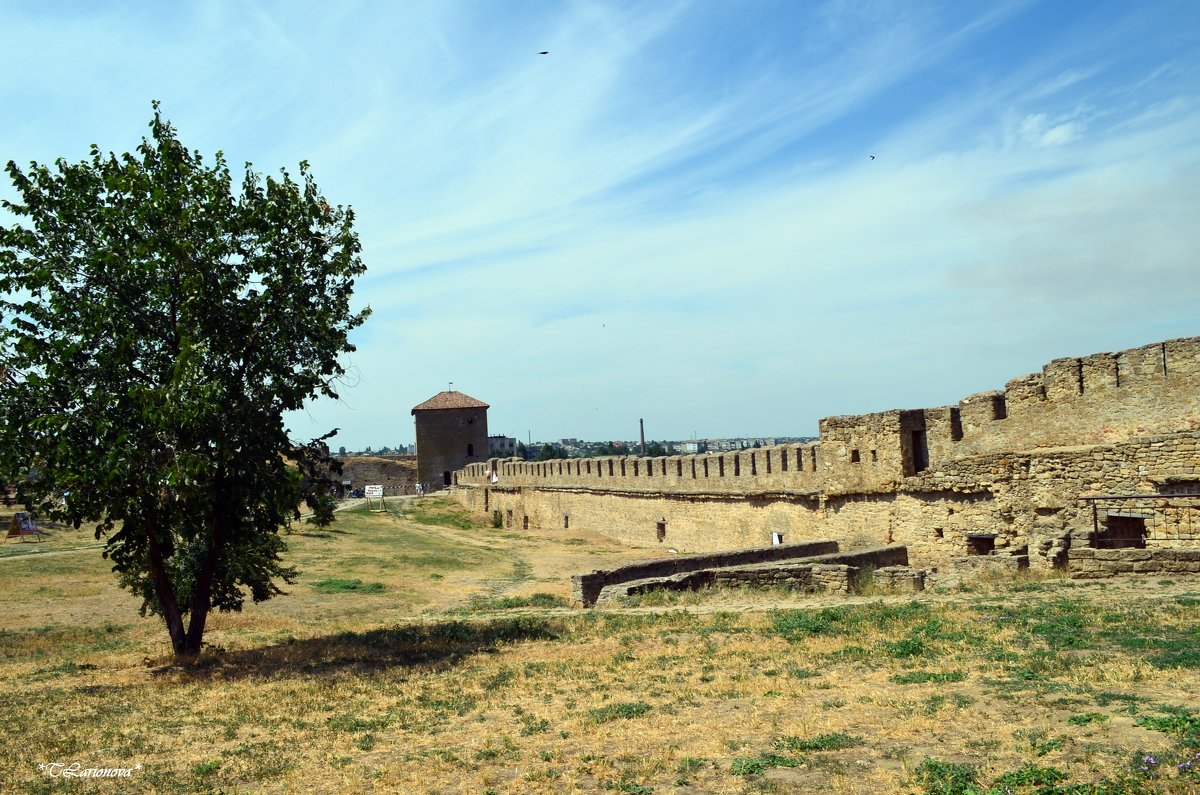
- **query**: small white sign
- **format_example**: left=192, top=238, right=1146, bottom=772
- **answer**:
left=364, top=485, right=384, bottom=497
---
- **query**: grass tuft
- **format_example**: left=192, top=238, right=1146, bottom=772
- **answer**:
left=588, top=701, right=652, bottom=723
left=311, top=578, right=385, bottom=594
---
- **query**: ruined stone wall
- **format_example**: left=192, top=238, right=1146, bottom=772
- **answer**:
left=339, top=455, right=417, bottom=495
left=451, top=338, right=1200, bottom=572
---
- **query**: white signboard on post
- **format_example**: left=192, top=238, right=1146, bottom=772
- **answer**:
left=364, top=484, right=386, bottom=512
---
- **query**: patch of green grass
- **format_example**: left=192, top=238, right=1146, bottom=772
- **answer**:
left=1015, top=729, right=1066, bottom=757
left=0, top=622, right=134, bottom=662
left=770, top=601, right=929, bottom=640
left=883, top=636, right=929, bottom=659
left=484, top=667, right=515, bottom=691
left=514, top=708, right=550, bottom=736
left=311, top=578, right=385, bottom=594
left=1098, top=614, right=1200, bottom=669
left=397, top=498, right=478, bottom=531
left=1094, top=692, right=1140, bottom=706
left=191, top=760, right=221, bottom=777
left=1152, top=648, right=1200, bottom=669
left=326, top=713, right=393, bottom=732
left=30, top=660, right=98, bottom=679
left=465, top=593, right=569, bottom=611
left=588, top=701, right=652, bottom=723
left=824, top=645, right=871, bottom=663
left=992, top=763, right=1067, bottom=788
left=1068, top=712, right=1109, bottom=726
left=222, top=739, right=295, bottom=780
left=774, top=732, right=862, bottom=752
left=913, top=758, right=979, bottom=795
left=890, top=670, right=966, bottom=685
left=1135, top=707, right=1200, bottom=740
left=730, top=753, right=800, bottom=776
left=974, top=598, right=1094, bottom=651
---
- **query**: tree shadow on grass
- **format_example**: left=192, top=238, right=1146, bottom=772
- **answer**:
left=166, top=616, right=564, bottom=680
left=289, top=524, right=352, bottom=538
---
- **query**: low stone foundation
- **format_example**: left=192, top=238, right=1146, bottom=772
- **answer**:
left=571, top=540, right=839, bottom=605
left=952, top=554, right=1030, bottom=574
left=873, top=565, right=928, bottom=593
left=1069, top=547, right=1200, bottom=578
left=577, top=544, right=912, bottom=604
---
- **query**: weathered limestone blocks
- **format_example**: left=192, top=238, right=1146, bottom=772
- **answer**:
left=711, top=563, right=855, bottom=594
left=1069, top=547, right=1200, bottom=578
left=952, top=554, right=1030, bottom=573
left=872, top=565, right=928, bottom=592
left=1029, top=531, right=1071, bottom=569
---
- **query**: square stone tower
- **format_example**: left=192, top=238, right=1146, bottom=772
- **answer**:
left=411, top=390, right=489, bottom=489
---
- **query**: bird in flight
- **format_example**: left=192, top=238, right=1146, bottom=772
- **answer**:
left=869, top=155, right=876, bottom=160
left=538, top=51, right=549, bottom=55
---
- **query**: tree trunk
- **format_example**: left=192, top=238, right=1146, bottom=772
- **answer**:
left=182, top=481, right=229, bottom=656
left=143, top=523, right=189, bottom=656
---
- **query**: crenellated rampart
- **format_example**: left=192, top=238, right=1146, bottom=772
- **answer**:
left=450, top=338, right=1200, bottom=572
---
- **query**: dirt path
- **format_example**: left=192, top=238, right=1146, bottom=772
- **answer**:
left=0, top=541, right=106, bottom=561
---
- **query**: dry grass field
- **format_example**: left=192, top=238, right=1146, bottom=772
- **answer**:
left=3, top=497, right=1200, bottom=794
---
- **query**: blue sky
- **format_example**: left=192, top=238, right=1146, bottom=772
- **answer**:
left=2, top=0, right=1198, bottom=450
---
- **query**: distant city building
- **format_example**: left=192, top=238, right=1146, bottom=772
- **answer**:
left=411, top=390, right=489, bottom=488
left=488, top=435, right=517, bottom=457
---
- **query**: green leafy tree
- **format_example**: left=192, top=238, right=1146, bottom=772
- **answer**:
left=0, top=104, right=369, bottom=657
left=516, top=441, right=528, bottom=460
left=535, top=443, right=564, bottom=461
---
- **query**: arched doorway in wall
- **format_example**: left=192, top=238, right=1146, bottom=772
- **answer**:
left=442, top=471, right=451, bottom=486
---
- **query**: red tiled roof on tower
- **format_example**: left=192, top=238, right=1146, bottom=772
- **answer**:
left=411, top=390, right=490, bottom=414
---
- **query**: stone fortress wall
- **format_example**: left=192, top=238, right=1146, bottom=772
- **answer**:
left=338, top=455, right=418, bottom=495
left=450, top=338, right=1200, bottom=573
